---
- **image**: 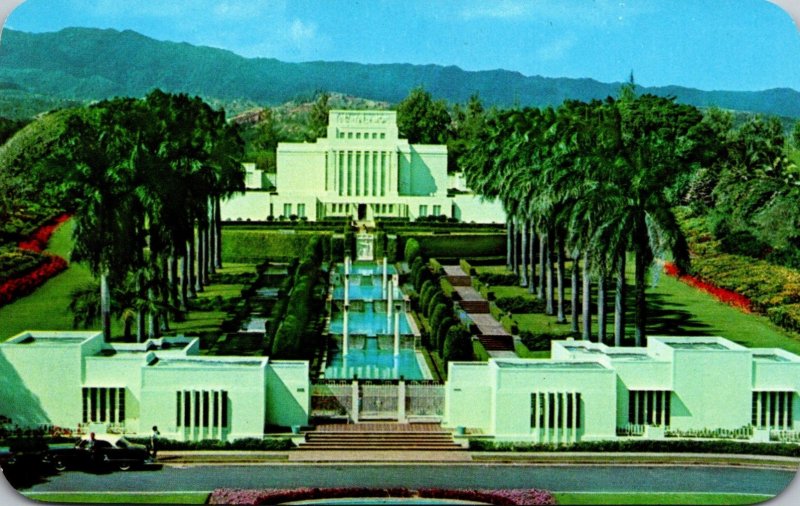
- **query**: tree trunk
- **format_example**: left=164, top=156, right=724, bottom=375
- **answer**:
left=188, top=233, right=198, bottom=298
left=100, top=270, right=111, bottom=342
left=196, top=225, right=205, bottom=293
left=161, top=256, right=171, bottom=332
left=147, top=285, right=158, bottom=339
left=545, top=231, right=554, bottom=315
left=582, top=253, right=591, bottom=341
left=570, top=252, right=579, bottom=333
left=556, top=230, right=566, bottom=324
left=634, top=242, right=648, bottom=347
left=528, top=224, right=537, bottom=294
left=537, top=232, right=545, bottom=299
left=170, top=254, right=180, bottom=317
left=506, top=217, right=513, bottom=270
left=598, top=263, right=607, bottom=344
left=614, top=251, right=626, bottom=346
left=511, top=218, right=519, bottom=275
left=208, top=200, right=217, bottom=276
left=203, top=223, right=212, bottom=282
left=136, top=272, right=146, bottom=343
left=180, top=253, right=188, bottom=311
left=215, top=195, right=223, bottom=269
left=520, top=220, right=529, bottom=287
left=123, top=317, right=133, bottom=341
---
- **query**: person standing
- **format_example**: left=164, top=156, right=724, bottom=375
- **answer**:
left=149, top=426, right=160, bottom=459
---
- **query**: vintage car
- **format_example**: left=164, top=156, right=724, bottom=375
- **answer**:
left=0, top=446, right=15, bottom=469
left=43, top=434, right=152, bottom=471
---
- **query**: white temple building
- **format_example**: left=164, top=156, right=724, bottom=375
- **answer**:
left=221, top=110, right=505, bottom=223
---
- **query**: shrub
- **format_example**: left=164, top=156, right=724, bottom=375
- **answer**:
left=768, top=304, right=800, bottom=333
left=519, top=330, right=561, bottom=351
left=495, top=296, right=544, bottom=314
left=443, top=325, right=473, bottom=364
left=468, top=438, right=800, bottom=457
left=436, top=317, right=455, bottom=354
left=478, top=271, right=519, bottom=286
left=419, top=280, right=435, bottom=312
left=404, top=234, right=505, bottom=259
left=404, top=238, right=422, bottom=264
left=426, top=292, right=446, bottom=317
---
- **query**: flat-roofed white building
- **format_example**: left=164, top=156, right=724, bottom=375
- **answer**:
left=3, top=332, right=798, bottom=444
left=445, top=336, right=800, bottom=443
left=221, top=110, right=505, bottom=224
left=0, top=331, right=309, bottom=441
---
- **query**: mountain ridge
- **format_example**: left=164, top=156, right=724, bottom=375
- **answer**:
left=1, top=27, right=799, bottom=118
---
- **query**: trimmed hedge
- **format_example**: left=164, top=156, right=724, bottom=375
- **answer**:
left=468, top=438, right=800, bottom=457
left=400, top=234, right=505, bottom=259
left=478, top=271, right=519, bottom=286
left=519, top=330, right=562, bottom=351
left=126, top=437, right=293, bottom=451
left=221, top=230, right=332, bottom=263
left=495, top=296, right=545, bottom=314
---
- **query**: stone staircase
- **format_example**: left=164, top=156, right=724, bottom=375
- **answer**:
left=477, top=334, right=515, bottom=351
left=296, top=423, right=464, bottom=452
left=458, top=300, right=490, bottom=313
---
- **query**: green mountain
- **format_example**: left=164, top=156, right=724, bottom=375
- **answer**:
left=1, top=27, right=799, bottom=119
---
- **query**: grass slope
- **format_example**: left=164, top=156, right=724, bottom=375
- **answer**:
left=477, top=259, right=800, bottom=355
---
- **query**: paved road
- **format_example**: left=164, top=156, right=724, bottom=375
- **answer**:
left=23, top=464, right=797, bottom=495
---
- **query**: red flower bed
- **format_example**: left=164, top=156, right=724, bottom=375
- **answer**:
left=0, top=254, right=68, bottom=306
left=664, top=261, right=753, bottom=313
left=18, top=213, right=70, bottom=252
left=208, top=487, right=556, bottom=505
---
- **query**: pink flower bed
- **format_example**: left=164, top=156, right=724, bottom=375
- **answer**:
left=18, top=213, right=70, bottom=252
left=664, top=261, right=753, bottom=313
left=208, top=487, right=556, bottom=505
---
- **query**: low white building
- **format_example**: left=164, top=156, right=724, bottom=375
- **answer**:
left=221, top=110, right=505, bottom=224
left=0, top=331, right=309, bottom=441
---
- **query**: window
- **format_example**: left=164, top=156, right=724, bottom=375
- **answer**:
left=380, top=133, right=386, bottom=139
left=531, top=392, right=581, bottom=429
left=419, top=205, right=428, bottom=217
left=297, top=203, right=306, bottom=218
left=356, top=132, right=361, bottom=139
left=348, top=132, right=353, bottom=139
left=177, top=390, right=229, bottom=428
left=753, top=391, right=794, bottom=429
left=372, top=132, right=378, bottom=139
left=82, top=387, right=125, bottom=424
left=433, top=205, right=441, bottom=216
left=283, top=203, right=291, bottom=217
left=628, top=390, right=670, bottom=426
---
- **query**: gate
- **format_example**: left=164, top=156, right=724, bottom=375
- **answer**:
left=359, top=381, right=399, bottom=419
left=310, top=381, right=352, bottom=419
left=406, top=381, right=445, bottom=418
left=310, top=380, right=445, bottom=422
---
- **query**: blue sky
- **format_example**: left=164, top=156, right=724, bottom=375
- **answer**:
left=4, top=0, right=800, bottom=92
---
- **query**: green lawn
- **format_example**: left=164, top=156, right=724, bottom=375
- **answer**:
left=476, top=260, right=800, bottom=354
left=553, top=492, right=773, bottom=505
left=0, top=218, right=259, bottom=345
left=22, top=492, right=210, bottom=504
left=0, top=220, right=126, bottom=341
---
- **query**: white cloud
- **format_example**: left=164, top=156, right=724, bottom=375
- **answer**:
left=290, top=19, right=317, bottom=44
left=459, top=0, right=654, bottom=24
left=535, top=35, right=577, bottom=61
left=460, top=0, right=533, bottom=20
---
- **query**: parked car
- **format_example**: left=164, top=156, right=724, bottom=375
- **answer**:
left=0, top=446, right=15, bottom=469
left=43, top=434, right=152, bottom=471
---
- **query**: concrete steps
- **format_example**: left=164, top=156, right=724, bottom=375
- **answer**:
left=297, top=425, right=464, bottom=452
left=458, top=300, right=490, bottom=313
left=478, top=334, right=515, bottom=351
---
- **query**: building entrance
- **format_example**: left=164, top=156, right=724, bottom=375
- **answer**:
left=358, top=203, right=367, bottom=220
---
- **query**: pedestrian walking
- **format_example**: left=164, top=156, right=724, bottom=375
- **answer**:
left=149, top=426, right=160, bottom=459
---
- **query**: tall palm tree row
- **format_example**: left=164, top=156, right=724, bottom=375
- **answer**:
left=460, top=89, right=708, bottom=346
left=50, top=90, right=245, bottom=342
